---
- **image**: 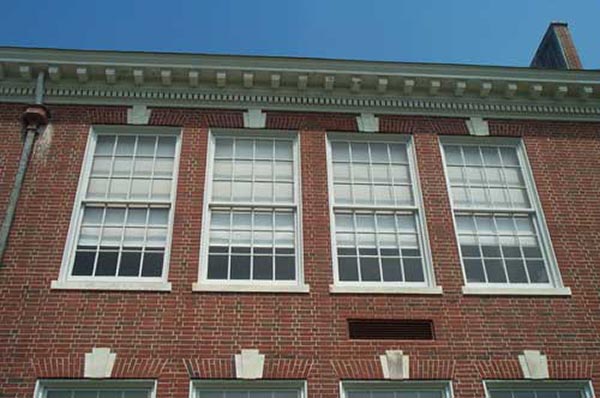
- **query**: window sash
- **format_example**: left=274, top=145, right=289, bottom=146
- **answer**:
left=200, top=131, right=302, bottom=286
left=484, top=381, right=594, bottom=398
left=327, top=134, right=434, bottom=287
left=36, top=380, right=156, bottom=398
left=191, top=381, right=306, bottom=398
left=341, top=381, right=453, bottom=398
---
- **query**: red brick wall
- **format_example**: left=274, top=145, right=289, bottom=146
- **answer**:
left=1, top=106, right=600, bottom=397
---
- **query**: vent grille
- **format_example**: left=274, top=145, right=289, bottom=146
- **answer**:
left=348, top=319, right=434, bottom=340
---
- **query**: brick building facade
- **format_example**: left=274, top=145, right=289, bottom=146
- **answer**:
left=1, top=23, right=599, bottom=398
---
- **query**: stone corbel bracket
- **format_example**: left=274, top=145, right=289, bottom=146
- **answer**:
left=127, top=104, right=151, bottom=125
left=356, top=113, right=380, bottom=133
left=84, top=347, right=116, bottom=378
left=466, top=116, right=490, bottom=136
left=235, top=349, right=265, bottom=379
left=518, top=350, right=549, bottom=379
left=380, top=350, right=409, bottom=380
left=243, top=108, right=267, bottom=129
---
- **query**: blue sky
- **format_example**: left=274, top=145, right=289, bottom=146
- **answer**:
left=1, top=0, right=599, bottom=68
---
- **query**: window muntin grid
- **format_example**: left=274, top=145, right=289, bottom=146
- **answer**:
left=487, top=389, right=584, bottom=398
left=203, top=133, right=301, bottom=284
left=207, top=208, right=296, bottom=281
left=345, top=390, right=445, bottom=398
left=444, top=145, right=530, bottom=210
left=44, top=389, right=150, bottom=398
left=457, top=213, right=549, bottom=284
left=66, top=132, right=178, bottom=282
left=331, top=141, right=413, bottom=206
left=335, top=211, right=424, bottom=283
left=441, top=141, right=559, bottom=288
left=212, top=137, right=294, bottom=204
left=88, top=135, right=176, bottom=202
left=195, top=390, right=300, bottom=398
left=329, top=137, right=431, bottom=287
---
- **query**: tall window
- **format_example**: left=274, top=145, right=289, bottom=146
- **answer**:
left=341, top=381, right=453, bottom=398
left=191, top=381, right=306, bottom=398
left=197, top=131, right=304, bottom=291
left=327, top=135, right=435, bottom=291
left=35, top=380, right=156, bottom=398
left=441, top=138, right=565, bottom=291
left=56, top=127, right=179, bottom=290
left=484, top=381, right=594, bottom=398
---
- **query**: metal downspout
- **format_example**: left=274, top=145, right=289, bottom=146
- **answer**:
left=0, top=71, right=49, bottom=264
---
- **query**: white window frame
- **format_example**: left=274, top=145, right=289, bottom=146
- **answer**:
left=483, top=380, right=595, bottom=398
left=34, top=379, right=157, bottom=398
left=189, top=380, right=307, bottom=398
left=193, top=129, right=309, bottom=293
left=52, top=125, right=181, bottom=292
left=326, top=133, right=441, bottom=294
left=439, top=136, right=570, bottom=296
left=340, top=380, right=454, bottom=398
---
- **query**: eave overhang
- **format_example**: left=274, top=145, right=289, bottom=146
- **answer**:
left=0, top=47, right=599, bottom=121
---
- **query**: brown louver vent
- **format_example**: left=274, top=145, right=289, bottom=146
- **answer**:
left=348, top=319, right=434, bottom=340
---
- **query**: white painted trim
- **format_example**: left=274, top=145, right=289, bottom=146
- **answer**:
left=340, top=380, right=454, bottom=398
left=330, top=285, right=442, bottom=294
left=197, top=129, right=306, bottom=291
left=51, top=280, right=172, bottom=291
left=462, top=286, right=571, bottom=296
left=55, top=125, right=182, bottom=290
left=438, top=136, right=567, bottom=292
left=35, top=379, right=157, bottom=398
left=190, top=380, right=307, bottom=398
left=326, top=132, right=439, bottom=290
left=192, top=282, right=310, bottom=293
left=483, top=380, right=595, bottom=398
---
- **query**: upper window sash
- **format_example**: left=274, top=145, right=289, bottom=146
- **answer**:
left=341, top=380, right=454, bottom=398
left=35, top=379, right=157, bottom=398
left=191, top=380, right=307, bottom=398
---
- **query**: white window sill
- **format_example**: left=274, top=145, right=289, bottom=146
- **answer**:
left=462, top=286, right=571, bottom=296
left=192, top=282, right=310, bottom=293
left=329, top=284, right=443, bottom=295
left=51, top=280, right=172, bottom=292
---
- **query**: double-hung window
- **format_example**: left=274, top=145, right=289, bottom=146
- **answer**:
left=54, top=127, right=180, bottom=291
left=327, top=134, right=438, bottom=293
left=35, top=379, right=157, bottom=398
left=191, top=380, right=307, bottom=398
left=484, top=380, right=594, bottom=398
left=341, top=381, right=454, bottom=398
left=440, top=137, right=569, bottom=295
left=195, top=130, right=307, bottom=292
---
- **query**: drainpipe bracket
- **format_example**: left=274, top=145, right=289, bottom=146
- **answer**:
left=20, top=104, right=50, bottom=139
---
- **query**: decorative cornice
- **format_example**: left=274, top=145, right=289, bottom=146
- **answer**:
left=0, top=47, right=599, bottom=121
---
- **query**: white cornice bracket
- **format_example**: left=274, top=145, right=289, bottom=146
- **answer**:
left=377, top=77, right=388, bottom=93
left=84, top=347, right=116, bottom=378
left=48, top=66, right=61, bottom=82
left=127, top=104, right=151, bottom=125
left=530, top=84, right=543, bottom=99
left=234, top=349, right=265, bottom=380
left=480, top=82, right=492, bottom=98
left=403, top=79, right=415, bottom=95
left=324, top=75, right=335, bottom=91
left=380, top=350, right=409, bottom=380
left=351, top=77, right=361, bottom=93
left=297, top=74, right=308, bottom=90
left=580, top=86, right=593, bottom=100
left=518, top=350, right=549, bottom=379
left=19, top=65, right=31, bottom=80
left=243, top=108, right=266, bottom=128
left=454, top=81, right=466, bottom=97
left=554, top=85, right=568, bottom=99
left=505, top=83, right=518, bottom=98
left=216, top=71, right=227, bottom=88
left=243, top=72, right=254, bottom=88
left=429, top=80, right=441, bottom=95
left=357, top=113, right=379, bottom=133
left=76, top=67, right=88, bottom=83
left=188, top=70, right=199, bottom=87
left=105, top=68, right=116, bottom=84
left=270, top=73, right=281, bottom=89
left=133, top=69, right=144, bottom=85
left=161, top=70, right=172, bottom=86
left=466, top=117, right=489, bottom=136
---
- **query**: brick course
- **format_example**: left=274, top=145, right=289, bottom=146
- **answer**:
left=1, top=107, right=600, bottom=397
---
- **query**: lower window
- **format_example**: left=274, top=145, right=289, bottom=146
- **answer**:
left=35, top=380, right=155, bottom=398
left=484, top=381, right=594, bottom=398
left=341, top=381, right=453, bottom=398
left=191, top=380, right=306, bottom=398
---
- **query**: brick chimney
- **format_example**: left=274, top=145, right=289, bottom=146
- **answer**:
left=530, top=22, right=583, bottom=70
